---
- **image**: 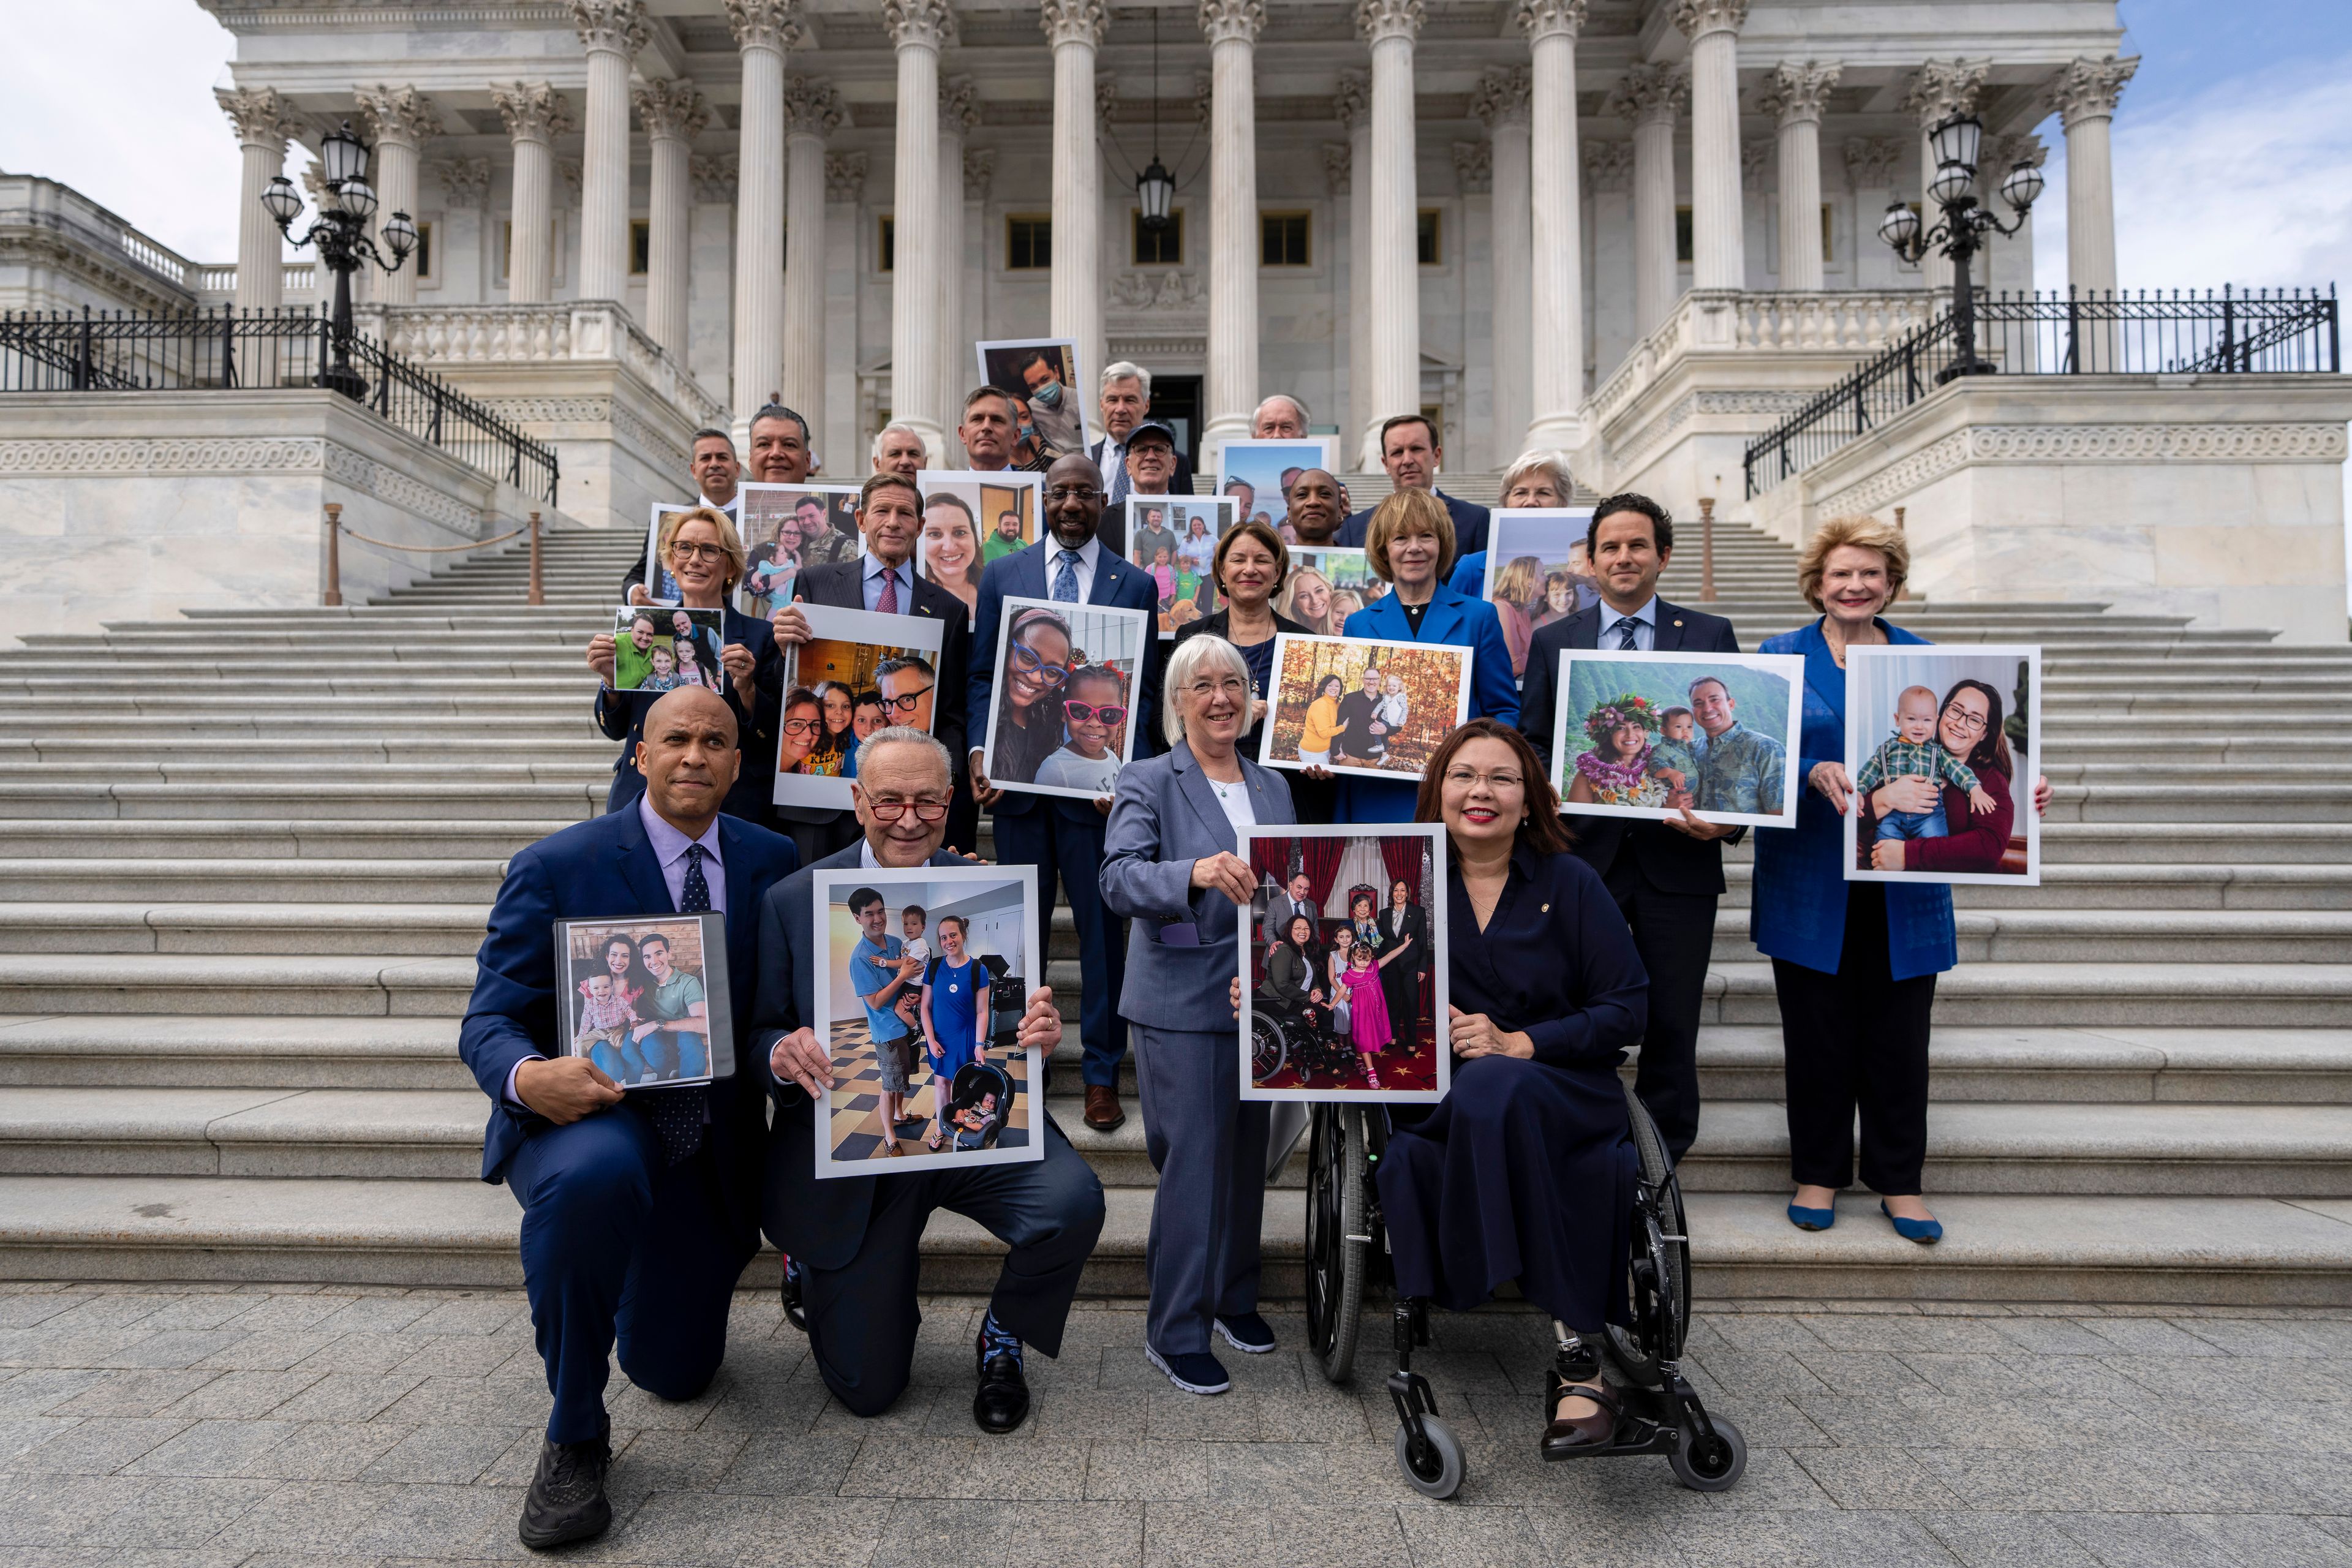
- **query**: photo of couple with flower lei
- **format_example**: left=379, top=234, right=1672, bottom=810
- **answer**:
left=1558, top=655, right=1798, bottom=824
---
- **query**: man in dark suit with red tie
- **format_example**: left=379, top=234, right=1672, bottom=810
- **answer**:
left=1518, top=493, right=1740, bottom=1166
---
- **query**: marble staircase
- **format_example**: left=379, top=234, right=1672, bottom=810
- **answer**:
left=1, top=520, right=2348, bottom=1306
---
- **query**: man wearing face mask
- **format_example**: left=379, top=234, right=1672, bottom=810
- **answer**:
left=965, top=454, right=1164, bottom=1133
left=1016, top=350, right=1087, bottom=458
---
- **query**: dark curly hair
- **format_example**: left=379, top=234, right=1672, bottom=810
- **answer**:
left=1584, top=492, right=1674, bottom=557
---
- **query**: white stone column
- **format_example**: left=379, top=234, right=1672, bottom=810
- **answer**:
left=1199, top=0, right=1267, bottom=466
left=2052, top=55, right=2136, bottom=298
left=782, top=75, right=843, bottom=425
left=937, top=75, right=977, bottom=439
left=1676, top=0, right=1747, bottom=293
left=354, top=86, right=439, bottom=306
left=728, top=0, right=799, bottom=425
left=217, top=86, right=300, bottom=311
left=572, top=2, right=649, bottom=305
left=1357, top=0, right=1423, bottom=469
left=635, top=79, right=707, bottom=363
left=886, top=0, right=954, bottom=459
left=1758, top=61, right=1836, bottom=292
left=1518, top=0, right=1585, bottom=451
left=1903, top=59, right=1986, bottom=293
left=493, top=83, right=573, bottom=304
left=1472, top=67, right=1531, bottom=456
left=1041, top=0, right=1107, bottom=439
left=1334, top=70, right=1371, bottom=451
left=1608, top=64, right=1686, bottom=337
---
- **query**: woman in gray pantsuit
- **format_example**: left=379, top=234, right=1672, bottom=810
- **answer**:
left=1101, top=635, right=1297, bottom=1396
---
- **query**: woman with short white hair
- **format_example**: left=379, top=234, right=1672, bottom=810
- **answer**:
left=1448, top=448, right=1578, bottom=598
left=1100, top=635, right=1297, bottom=1396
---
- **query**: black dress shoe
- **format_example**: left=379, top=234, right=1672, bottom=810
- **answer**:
left=780, top=1256, right=808, bottom=1335
left=518, top=1434, right=612, bottom=1550
left=973, top=1335, right=1031, bottom=1435
left=1539, top=1373, right=1624, bottom=1461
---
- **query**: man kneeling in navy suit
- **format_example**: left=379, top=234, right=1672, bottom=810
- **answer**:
left=756, top=727, right=1104, bottom=1435
left=460, top=687, right=801, bottom=1550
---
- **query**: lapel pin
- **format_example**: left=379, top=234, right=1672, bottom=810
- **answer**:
left=1673, top=619, right=1684, bottom=628
left=1541, top=903, right=1551, bottom=913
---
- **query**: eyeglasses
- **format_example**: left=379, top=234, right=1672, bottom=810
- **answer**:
left=865, top=796, right=951, bottom=821
left=1064, top=701, right=1128, bottom=726
left=782, top=718, right=824, bottom=737
left=1046, top=485, right=1102, bottom=502
left=1186, top=676, right=1251, bottom=698
left=1009, top=644, right=1072, bottom=684
left=1940, top=704, right=1990, bottom=735
left=1442, top=768, right=1525, bottom=791
left=670, top=541, right=728, bottom=562
left=880, top=687, right=933, bottom=714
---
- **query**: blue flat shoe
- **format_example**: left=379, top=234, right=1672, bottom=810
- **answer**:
left=1880, top=1201, right=1942, bottom=1245
left=1786, top=1201, right=1836, bottom=1232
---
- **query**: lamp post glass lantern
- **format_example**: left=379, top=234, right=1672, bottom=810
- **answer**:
left=1879, top=111, right=2040, bottom=382
left=261, top=119, right=415, bottom=399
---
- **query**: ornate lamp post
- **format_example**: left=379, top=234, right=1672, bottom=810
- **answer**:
left=1877, top=111, right=2044, bottom=381
left=260, top=121, right=416, bottom=398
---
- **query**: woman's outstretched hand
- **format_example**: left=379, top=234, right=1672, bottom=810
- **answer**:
left=1449, top=1006, right=1533, bottom=1060
left=1807, top=760, right=1853, bottom=815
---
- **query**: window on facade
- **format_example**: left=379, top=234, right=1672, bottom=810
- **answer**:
left=1007, top=214, right=1052, bottom=270
left=1132, top=209, right=1183, bottom=265
left=878, top=215, right=894, bottom=273
left=412, top=220, right=435, bottom=282
left=1820, top=203, right=1835, bottom=264
left=1416, top=208, right=1441, bottom=266
left=1675, top=206, right=1693, bottom=265
left=1260, top=211, right=1310, bottom=267
left=629, top=219, right=649, bottom=276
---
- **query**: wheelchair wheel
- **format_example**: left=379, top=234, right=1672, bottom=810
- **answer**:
left=1250, top=1013, right=1288, bottom=1085
left=1394, top=1414, right=1466, bottom=1499
left=1303, top=1105, right=1366, bottom=1383
left=1607, top=1082, right=1692, bottom=1382
left=1668, top=1413, right=1746, bottom=1493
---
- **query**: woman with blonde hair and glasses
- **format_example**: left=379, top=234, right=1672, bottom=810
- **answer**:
left=1752, top=514, right=2049, bottom=1245
left=585, top=505, right=785, bottom=825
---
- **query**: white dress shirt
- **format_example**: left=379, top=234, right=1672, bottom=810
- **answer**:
left=1048, top=534, right=1104, bottom=603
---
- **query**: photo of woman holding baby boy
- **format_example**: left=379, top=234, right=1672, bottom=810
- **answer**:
left=1853, top=677, right=2018, bottom=876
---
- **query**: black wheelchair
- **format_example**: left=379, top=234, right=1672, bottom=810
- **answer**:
left=1249, top=997, right=1365, bottom=1088
left=1289, top=1080, right=1746, bottom=1499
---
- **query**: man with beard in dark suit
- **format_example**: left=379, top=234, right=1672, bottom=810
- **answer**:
left=1518, top=492, right=1740, bottom=1166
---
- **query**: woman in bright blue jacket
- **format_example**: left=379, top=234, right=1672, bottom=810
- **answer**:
left=1334, top=490, right=1519, bottom=823
left=1752, top=513, right=2045, bottom=1245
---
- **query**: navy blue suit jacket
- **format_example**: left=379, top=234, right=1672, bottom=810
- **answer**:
left=965, top=535, right=1166, bottom=824
left=1336, top=489, right=1491, bottom=558
left=1335, top=580, right=1519, bottom=823
left=458, top=807, right=801, bottom=1217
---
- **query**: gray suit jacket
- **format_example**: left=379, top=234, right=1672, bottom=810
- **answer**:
left=1099, top=741, right=1296, bottom=1031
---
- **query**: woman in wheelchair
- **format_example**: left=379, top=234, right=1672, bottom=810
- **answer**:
left=1376, top=719, right=1651, bottom=1457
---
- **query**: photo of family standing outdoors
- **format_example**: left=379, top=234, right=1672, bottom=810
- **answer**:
left=981, top=598, right=1151, bottom=800
left=1241, top=826, right=1448, bottom=1103
left=607, top=605, right=726, bottom=694
left=556, top=913, right=735, bottom=1088
left=1479, top=508, right=1599, bottom=677
left=1125, top=496, right=1237, bottom=634
left=1260, top=635, right=1472, bottom=782
left=813, top=868, right=1040, bottom=1175
left=1844, top=645, right=2043, bottom=885
left=1552, top=650, right=1805, bottom=830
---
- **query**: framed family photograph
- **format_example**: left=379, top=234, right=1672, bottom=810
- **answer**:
left=1275, top=545, right=1387, bottom=636
left=918, top=469, right=1042, bottom=628
left=1844, top=644, right=2043, bottom=886
left=645, top=503, right=688, bottom=603
left=1216, top=437, right=1337, bottom=535
left=974, top=337, right=1089, bottom=462
left=981, top=597, right=1152, bottom=801
left=775, top=605, right=947, bottom=811
left=1258, top=633, right=1472, bottom=783
left=1480, top=508, right=1598, bottom=679
left=556, top=912, right=735, bottom=1088
left=812, top=866, right=1042, bottom=1177
left=1123, top=495, right=1237, bottom=635
left=1550, top=650, right=1804, bottom=829
left=1240, top=825, right=1449, bottom=1104
left=610, top=605, right=728, bottom=694
left=737, top=483, right=862, bottom=616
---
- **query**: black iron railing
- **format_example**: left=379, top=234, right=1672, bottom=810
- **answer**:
left=1744, top=285, right=2340, bottom=499
left=0, top=305, right=559, bottom=504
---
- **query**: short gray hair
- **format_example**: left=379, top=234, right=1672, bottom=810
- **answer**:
left=870, top=421, right=927, bottom=461
left=1499, top=448, right=1573, bottom=505
left=853, top=726, right=953, bottom=782
left=1252, top=393, right=1311, bottom=428
left=1101, top=360, right=1152, bottom=398
left=1161, top=634, right=1256, bottom=747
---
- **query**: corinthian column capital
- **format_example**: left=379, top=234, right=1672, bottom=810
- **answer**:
left=353, top=85, right=442, bottom=150
left=724, top=0, right=807, bottom=54
left=491, top=82, right=575, bottom=144
left=1039, top=0, right=1106, bottom=48
left=964, top=146, right=998, bottom=197
left=1606, top=62, right=1688, bottom=129
left=825, top=151, right=869, bottom=202
left=570, top=0, right=649, bottom=56
left=1355, top=0, right=1423, bottom=48
left=1670, top=0, right=1746, bottom=41
left=1513, top=0, right=1585, bottom=44
left=635, top=77, right=709, bottom=141
left=216, top=85, right=302, bottom=148
left=1452, top=141, right=1491, bottom=194
left=783, top=75, right=846, bottom=139
left=1471, top=65, right=1531, bottom=132
left=1904, top=58, right=1989, bottom=127
left=691, top=153, right=739, bottom=203
left=1757, top=60, right=1839, bottom=126
left=1333, top=68, right=1370, bottom=131
left=943, top=74, right=982, bottom=133
left=1197, top=0, right=1264, bottom=48
left=884, top=0, right=958, bottom=50
left=2050, top=54, right=2138, bottom=127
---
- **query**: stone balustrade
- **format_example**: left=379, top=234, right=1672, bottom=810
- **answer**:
left=353, top=300, right=726, bottom=432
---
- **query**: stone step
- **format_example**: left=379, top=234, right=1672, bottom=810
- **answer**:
left=0, top=780, right=605, bottom=822
left=0, top=1087, right=487, bottom=1180
left=0, top=1016, right=482, bottom=1090
left=0, top=739, right=615, bottom=768
left=0, top=953, right=478, bottom=1016
left=0, top=818, right=573, bottom=859
left=0, top=903, right=492, bottom=956
left=1694, top=960, right=2352, bottom=1028
left=2, top=858, right=508, bottom=903
left=0, top=1174, right=2343, bottom=1305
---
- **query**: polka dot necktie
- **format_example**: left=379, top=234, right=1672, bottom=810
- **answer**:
left=1052, top=549, right=1082, bottom=603
left=876, top=565, right=900, bottom=616
left=645, top=844, right=711, bottom=1166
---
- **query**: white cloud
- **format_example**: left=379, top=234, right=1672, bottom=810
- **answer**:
left=0, top=0, right=244, bottom=262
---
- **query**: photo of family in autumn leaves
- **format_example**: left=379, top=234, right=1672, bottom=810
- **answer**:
left=1259, top=635, right=1473, bottom=783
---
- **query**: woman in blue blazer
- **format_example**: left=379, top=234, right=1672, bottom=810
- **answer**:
left=1335, top=491, right=1519, bottom=824
left=1753, top=514, right=2044, bottom=1245
left=587, top=506, right=783, bottom=827
left=1099, top=634, right=1295, bottom=1397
